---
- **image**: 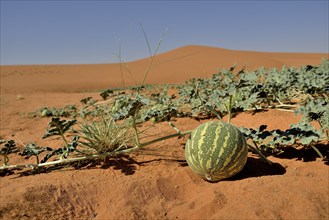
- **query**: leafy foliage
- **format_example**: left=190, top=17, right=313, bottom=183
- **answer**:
left=142, top=87, right=181, bottom=122
left=111, top=94, right=150, bottom=120
left=294, top=98, right=329, bottom=137
left=20, top=143, right=52, bottom=158
left=239, top=123, right=324, bottom=159
left=0, top=140, right=19, bottom=165
left=2, top=60, right=328, bottom=173
left=100, top=89, right=114, bottom=101
left=30, top=105, right=78, bottom=118
left=0, top=140, right=19, bottom=155
left=43, top=118, right=77, bottom=139
left=41, top=136, right=80, bottom=162
left=19, top=143, right=52, bottom=165
left=178, top=59, right=329, bottom=118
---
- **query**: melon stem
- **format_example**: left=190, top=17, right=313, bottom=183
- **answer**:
left=247, top=143, right=272, bottom=165
left=0, top=129, right=194, bottom=171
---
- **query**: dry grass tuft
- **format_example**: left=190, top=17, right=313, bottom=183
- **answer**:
left=79, top=115, right=134, bottom=154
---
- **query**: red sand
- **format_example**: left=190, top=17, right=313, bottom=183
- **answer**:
left=0, top=45, right=328, bottom=219
left=1, top=45, right=327, bottom=93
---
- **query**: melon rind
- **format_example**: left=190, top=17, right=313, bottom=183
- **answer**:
left=185, top=121, right=248, bottom=182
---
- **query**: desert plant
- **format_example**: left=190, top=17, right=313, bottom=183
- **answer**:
left=0, top=140, right=19, bottom=166
left=1, top=29, right=328, bottom=179
left=79, top=115, right=134, bottom=154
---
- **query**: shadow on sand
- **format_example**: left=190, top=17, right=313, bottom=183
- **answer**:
left=272, top=144, right=328, bottom=165
left=2, top=143, right=327, bottom=178
left=230, top=157, right=286, bottom=181
left=2, top=154, right=186, bottom=178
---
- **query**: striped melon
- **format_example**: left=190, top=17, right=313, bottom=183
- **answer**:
left=185, top=121, right=248, bottom=182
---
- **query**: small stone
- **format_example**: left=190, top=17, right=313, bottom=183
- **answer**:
left=16, top=94, right=24, bottom=100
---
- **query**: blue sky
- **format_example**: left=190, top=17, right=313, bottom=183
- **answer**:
left=1, top=0, right=328, bottom=65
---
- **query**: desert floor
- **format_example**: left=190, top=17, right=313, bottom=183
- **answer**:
left=1, top=45, right=328, bottom=219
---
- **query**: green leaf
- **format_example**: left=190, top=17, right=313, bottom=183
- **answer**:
left=43, top=118, right=77, bottom=139
left=0, top=140, right=19, bottom=155
left=19, top=143, right=52, bottom=157
left=299, top=136, right=317, bottom=145
left=41, top=136, right=80, bottom=163
left=100, top=89, right=113, bottom=101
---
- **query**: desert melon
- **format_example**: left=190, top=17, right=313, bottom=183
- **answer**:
left=185, top=121, right=248, bottom=182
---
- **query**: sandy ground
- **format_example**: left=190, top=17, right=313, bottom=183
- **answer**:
left=0, top=45, right=328, bottom=219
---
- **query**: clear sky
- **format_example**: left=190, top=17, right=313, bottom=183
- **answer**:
left=1, top=0, right=328, bottom=65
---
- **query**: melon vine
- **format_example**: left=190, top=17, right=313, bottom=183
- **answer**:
left=1, top=60, right=328, bottom=180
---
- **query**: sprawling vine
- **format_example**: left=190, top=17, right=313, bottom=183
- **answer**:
left=1, top=59, right=328, bottom=173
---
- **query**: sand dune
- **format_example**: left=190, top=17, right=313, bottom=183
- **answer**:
left=1, top=45, right=327, bottom=93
